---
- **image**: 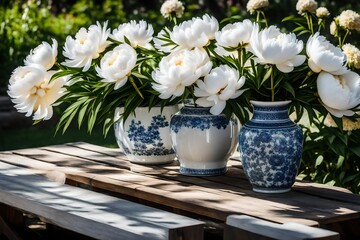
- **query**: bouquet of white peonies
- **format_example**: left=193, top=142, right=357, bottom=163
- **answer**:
left=7, top=0, right=360, bottom=134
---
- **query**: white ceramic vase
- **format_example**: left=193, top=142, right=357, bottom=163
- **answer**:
left=170, top=106, right=238, bottom=176
left=114, top=106, right=178, bottom=165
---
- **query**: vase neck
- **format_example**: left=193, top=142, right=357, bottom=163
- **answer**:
left=246, top=101, right=295, bottom=129
left=180, top=106, right=212, bottom=115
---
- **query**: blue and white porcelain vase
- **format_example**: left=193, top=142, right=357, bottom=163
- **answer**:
left=114, top=106, right=178, bottom=165
left=170, top=106, right=237, bottom=176
left=238, top=101, right=303, bottom=193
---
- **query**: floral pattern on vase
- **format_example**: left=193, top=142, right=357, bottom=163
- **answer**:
left=170, top=106, right=237, bottom=176
left=238, top=101, right=303, bottom=193
left=114, top=106, right=178, bottom=165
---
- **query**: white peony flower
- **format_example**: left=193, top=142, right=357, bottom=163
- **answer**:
left=160, top=0, right=184, bottom=19
left=62, top=21, right=111, bottom=72
left=296, top=0, right=318, bottom=14
left=95, top=44, right=137, bottom=90
left=338, top=10, right=360, bottom=32
left=194, top=65, right=246, bottom=115
left=317, top=71, right=360, bottom=117
left=306, top=32, right=348, bottom=75
left=316, top=7, right=330, bottom=18
left=246, top=0, right=269, bottom=14
left=152, top=48, right=212, bottom=99
left=7, top=65, right=66, bottom=120
left=249, top=25, right=306, bottom=73
left=111, top=20, right=154, bottom=49
left=169, top=14, right=219, bottom=50
left=342, top=43, right=360, bottom=69
left=24, top=39, right=58, bottom=70
left=330, top=20, right=337, bottom=36
left=215, top=19, right=255, bottom=48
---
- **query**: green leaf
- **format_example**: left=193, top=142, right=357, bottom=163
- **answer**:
left=77, top=100, right=90, bottom=128
left=349, top=146, right=360, bottom=157
left=315, top=155, right=323, bottom=167
left=336, top=156, right=345, bottom=169
left=261, top=67, right=272, bottom=86
left=87, top=100, right=102, bottom=134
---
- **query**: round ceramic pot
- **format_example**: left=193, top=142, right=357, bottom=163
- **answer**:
left=238, top=101, right=303, bottom=193
left=170, top=106, right=237, bottom=176
left=114, top=106, right=178, bottom=165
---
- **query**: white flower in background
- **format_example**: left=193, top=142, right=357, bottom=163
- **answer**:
left=330, top=21, right=337, bottom=36
left=249, top=25, right=306, bottom=73
left=169, top=14, right=219, bottom=50
left=215, top=19, right=255, bottom=48
left=343, top=43, right=360, bottom=69
left=195, top=65, right=246, bottom=115
left=306, top=32, right=348, bottom=75
left=24, top=39, right=58, bottom=70
left=317, top=71, right=360, bottom=117
left=62, top=21, right=111, bottom=72
left=296, top=0, right=318, bottom=14
left=160, top=0, right=184, bottom=19
left=111, top=20, right=154, bottom=49
left=152, top=48, right=212, bottom=99
left=7, top=65, right=66, bottom=120
left=246, top=0, right=269, bottom=14
left=153, top=28, right=176, bottom=53
left=324, top=114, right=360, bottom=131
left=95, top=44, right=137, bottom=90
left=316, top=7, right=330, bottom=18
left=338, top=10, right=360, bottom=32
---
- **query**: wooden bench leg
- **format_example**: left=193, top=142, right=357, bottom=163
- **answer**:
left=0, top=216, right=22, bottom=240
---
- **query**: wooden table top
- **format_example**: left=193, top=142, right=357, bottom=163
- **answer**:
left=0, top=142, right=359, bottom=238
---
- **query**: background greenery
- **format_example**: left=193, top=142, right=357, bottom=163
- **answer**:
left=0, top=0, right=359, bottom=193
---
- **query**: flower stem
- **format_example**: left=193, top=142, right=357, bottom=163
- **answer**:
left=306, top=13, right=314, bottom=35
left=238, top=47, right=243, bottom=74
left=270, top=65, right=274, bottom=102
left=261, top=11, right=268, bottom=27
left=341, top=30, right=350, bottom=48
left=256, top=11, right=261, bottom=23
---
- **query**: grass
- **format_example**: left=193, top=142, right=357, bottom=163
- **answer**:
left=0, top=123, right=117, bottom=151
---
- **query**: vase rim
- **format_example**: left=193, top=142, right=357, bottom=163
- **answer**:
left=250, top=100, right=291, bottom=107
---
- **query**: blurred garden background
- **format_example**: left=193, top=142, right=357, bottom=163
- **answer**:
left=0, top=0, right=359, bottom=193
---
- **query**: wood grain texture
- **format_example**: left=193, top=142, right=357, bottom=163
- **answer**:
left=225, top=215, right=339, bottom=240
left=0, top=161, right=204, bottom=240
left=1, top=143, right=360, bottom=239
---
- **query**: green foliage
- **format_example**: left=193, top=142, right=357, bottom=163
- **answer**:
left=300, top=121, right=360, bottom=194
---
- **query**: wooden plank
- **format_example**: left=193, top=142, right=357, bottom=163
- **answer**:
left=224, top=215, right=339, bottom=240
left=0, top=152, right=320, bottom=226
left=2, top=146, right=360, bottom=227
left=0, top=161, right=204, bottom=240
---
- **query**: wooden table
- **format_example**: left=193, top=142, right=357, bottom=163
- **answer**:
left=0, top=142, right=359, bottom=239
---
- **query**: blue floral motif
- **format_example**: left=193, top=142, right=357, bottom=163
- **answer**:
left=170, top=107, right=229, bottom=133
left=126, top=115, right=174, bottom=156
left=239, top=102, right=303, bottom=193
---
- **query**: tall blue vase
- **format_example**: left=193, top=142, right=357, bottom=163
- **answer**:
left=238, top=101, right=303, bottom=193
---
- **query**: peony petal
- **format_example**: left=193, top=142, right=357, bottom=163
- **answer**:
left=276, top=63, right=294, bottom=73
left=195, top=98, right=213, bottom=107
left=210, top=101, right=226, bottom=115
left=308, top=58, right=322, bottom=73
